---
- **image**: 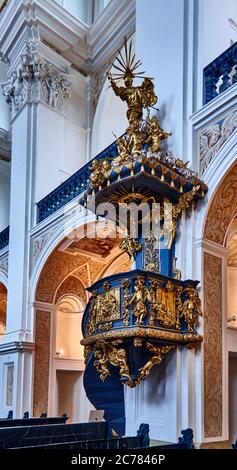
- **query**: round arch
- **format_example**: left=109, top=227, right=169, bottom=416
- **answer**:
left=200, top=149, right=237, bottom=442
left=194, top=130, right=237, bottom=241
left=30, top=210, right=97, bottom=304
left=32, top=215, right=129, bottom=418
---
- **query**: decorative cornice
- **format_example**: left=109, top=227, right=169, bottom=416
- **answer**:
left=2, top=45, right=72, bottom=118
left=0, top=340, right=34, bottom=354
left=87, top=0, right=136, bottom=72
left=0, top=0, right=135, bottom=74
left=195, top=237, right=228, bottom=256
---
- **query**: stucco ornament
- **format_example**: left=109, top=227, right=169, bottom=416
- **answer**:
left=199, top=110, right=237, bottom=175
left=2, top=45, right=72, bottom=117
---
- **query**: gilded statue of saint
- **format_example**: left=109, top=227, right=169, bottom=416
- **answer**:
left=107, top=38, right=157, bottom=133
left=108, top=73, right=157, bottom=131
left=130, top=280, right=148, bottom=324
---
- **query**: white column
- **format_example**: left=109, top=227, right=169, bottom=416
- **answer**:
left=0, top=45, right=73, bottom=417
left=2, top=46, right=72, bottom=341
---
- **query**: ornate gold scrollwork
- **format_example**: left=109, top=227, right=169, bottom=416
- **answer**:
left=134, top=337, right=143, bottom=347
left=181, top=287, right=202, bottom=332
left=82, top=326, right=203, bottom=346
left=98, top=322, right=113, bottom=332
left=86, top=292, right=98, bottom=336
left=147, top=280, right=159, bottom=326
left=145, top=235, right=160, bottom=272
left=156, top=281, right=176, bottom=328
left=175, top=286, right=183, bottom=330
left=137, top=342, right=175, bottom=382
left=96, top=282, right=120, bottom=324
left=122, top=279, right=130, bottom=326
left=119, top=237, right=141, bottom=259
left=94, top=340, right=132, bottom=383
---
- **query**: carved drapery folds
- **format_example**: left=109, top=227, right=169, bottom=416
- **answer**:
left=2, top=46, right=72, bottom=117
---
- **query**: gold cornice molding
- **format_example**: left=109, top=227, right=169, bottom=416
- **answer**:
left=81, top=326, right=203, bottom=346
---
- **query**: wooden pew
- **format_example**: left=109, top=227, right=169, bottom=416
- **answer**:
left=0, top=421, right=108, bottom=449
left=0, top=413, right=68, bottom=428
left=151, top=428, right=194, bottom=449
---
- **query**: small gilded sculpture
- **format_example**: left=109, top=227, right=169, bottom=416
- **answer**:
left=182, top=288, right=202, bottom=331
left=145, top=114, right=171, bottom=153
left=89, top=160, right=103, bottom=188
left=130, top=278, right=148, bottom=324
left=107, top=38, right=158, bottom=156
left=119, top=237, right=141, bottom=259
left=95, top=342, right=131, bottom=383
left=138, top=342, right=175, bottom=381
left=94, top=349, right=110, bottom=381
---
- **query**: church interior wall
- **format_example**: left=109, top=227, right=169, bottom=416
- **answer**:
left=200, top=0, right=237, bottom=67
left=0, top=62, right=10, bottom=131
left=136, top=0, right=186, bottom=158
left=91, top=76, right=128, bottom=156
left=1, top=0, right=237, bottom=447
left=0, top=171, right=10, bottom=232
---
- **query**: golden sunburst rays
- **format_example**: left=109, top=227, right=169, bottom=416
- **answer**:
left=110, top=37, right=146, bottom=82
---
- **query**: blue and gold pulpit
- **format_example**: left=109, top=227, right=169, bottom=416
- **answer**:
left=80, top=39, right=207, bottom=435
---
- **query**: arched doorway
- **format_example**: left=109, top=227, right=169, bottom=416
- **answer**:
left=203, top=161, right=237, bottom=444
left=32, top=224, right=130, bottom=420
left=54, top=294, right=86, bottom=422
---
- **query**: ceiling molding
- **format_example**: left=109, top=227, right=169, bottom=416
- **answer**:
left=0, top=0, right=135, bottom=75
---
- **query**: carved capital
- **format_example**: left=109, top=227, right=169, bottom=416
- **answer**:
left=2, top=46, right=72, bottom=118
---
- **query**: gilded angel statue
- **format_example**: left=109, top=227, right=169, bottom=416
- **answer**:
left=107, top=38, right=157, bottom=131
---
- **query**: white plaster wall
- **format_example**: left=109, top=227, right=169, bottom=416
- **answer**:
left=56, top=311, right=84, bottom=360
left=35, top=109, right=87, bottom=202
left=35, top=71, right=88, bottom=202
left=56, top=370, right=92, bottom=423
left=91, top=77, right=127, bottom=157
left=0, top=63, right=10, bottom=131
left=227, top=266, right=237, bottom=323
left=0, top=350, right=33, bottom=418
left=125, top=351, right=177, bottom=441
left=200, top=0, right=237, bottom=67
left=136, top=0, right=185, bottom=157
left=0, top=172, right=10, bottom=232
